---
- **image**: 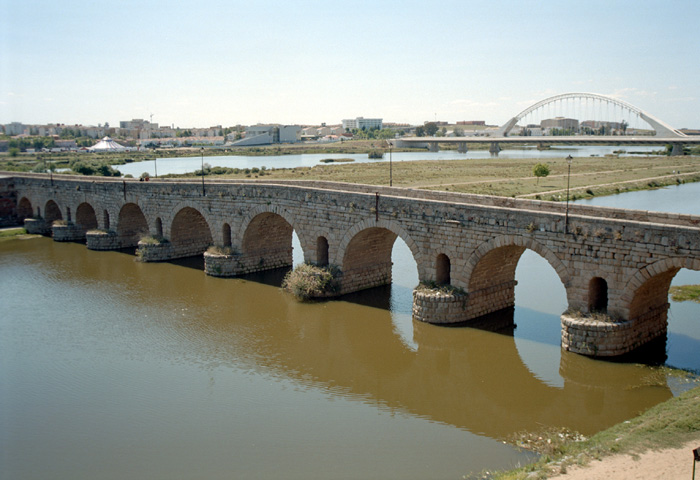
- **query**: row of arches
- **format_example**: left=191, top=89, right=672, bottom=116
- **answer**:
left=17, top=195, right=697, bottom=324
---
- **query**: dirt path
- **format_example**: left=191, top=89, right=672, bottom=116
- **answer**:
left=549, top=439, right=700, bottom=480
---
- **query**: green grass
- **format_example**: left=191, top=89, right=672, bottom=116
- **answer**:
left=0, top=227, right=27, bottom=238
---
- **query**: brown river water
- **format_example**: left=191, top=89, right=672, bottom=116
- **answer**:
left=2, top=185, right=699, bottom=480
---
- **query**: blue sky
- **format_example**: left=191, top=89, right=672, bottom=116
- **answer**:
left=2, top=0, right=698, bottom=129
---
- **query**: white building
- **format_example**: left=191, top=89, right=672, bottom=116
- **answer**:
left=341, top=117, right=383, bottom=131
left=4, top=122, right=27, bottom=136
left=231, top=125, right=301, bottom=147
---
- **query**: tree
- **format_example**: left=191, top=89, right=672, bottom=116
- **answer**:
left=533, top=163, right=550, bottom=184
left=415, top=126, right=425, bottom=137
left=424, top=122, right=439, bottom=136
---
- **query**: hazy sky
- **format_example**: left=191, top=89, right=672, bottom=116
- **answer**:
left=2, top=0, right=698, bottom=129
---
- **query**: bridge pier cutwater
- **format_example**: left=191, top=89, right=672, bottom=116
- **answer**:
left=3, top=173, right=700, bottom=358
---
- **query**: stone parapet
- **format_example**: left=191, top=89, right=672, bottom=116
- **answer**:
left=561, top=304, right=669, bottom=357
left=413, top=288, right=470, bottom=324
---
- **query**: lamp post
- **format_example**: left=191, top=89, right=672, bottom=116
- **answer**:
left=200, top=147, right=205, bottom=196
left=153, top=148, right=158, bottom=178
left=565, top=155, right=573, bottom=234
left=389, top=140, right=393, bottom=187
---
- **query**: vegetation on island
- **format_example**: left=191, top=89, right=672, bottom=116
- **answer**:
left=282, top=263, right=340, bottom=301
left=669, top=284, right=700, bottom=303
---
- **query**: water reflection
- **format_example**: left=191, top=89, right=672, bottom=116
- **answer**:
left=2, top=238, right=674, bottom=440
left=2, top=228, right=695, bottom=479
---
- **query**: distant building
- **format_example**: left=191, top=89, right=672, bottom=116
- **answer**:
left=456, top=121, right=486, bottom=126
left=4, top=122, right=26, bottom=136
left=580, top=120, right=623, bottom=131
left=231, top=125, right=301, bottom=147
left=541, top=117, right=579, bottom=133
left=342, top=117, right=383, bottom=130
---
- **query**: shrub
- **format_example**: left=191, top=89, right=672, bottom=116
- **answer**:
left=282, top=263, right=340, bottom=300
left=416, top=281, right=466, bottom=296
left=139, top=234, right=168, bottom=245
left=533, top=163, right=550, bottom=184
left=206, top=245, right=237, bottom=256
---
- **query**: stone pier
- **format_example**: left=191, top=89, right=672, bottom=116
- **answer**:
left=4, top=173, right=699, bottom=358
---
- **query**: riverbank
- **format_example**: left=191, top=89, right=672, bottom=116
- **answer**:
left=486, top=383, right=700, bottom=480
left=159, top=154, right=700, bottom=201
left=0, top=227, right=38, bottom=241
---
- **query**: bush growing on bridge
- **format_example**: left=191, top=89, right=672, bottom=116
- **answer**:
left=282, top=263, right=340, bottom=301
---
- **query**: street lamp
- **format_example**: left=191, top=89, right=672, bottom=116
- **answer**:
left=565, top=155, right=573, bottom=234
left=153, top=148, right=158, bottom=178
left=388, top=140, right=393, bottom=187
left=200, top=147, right=205, bottom=196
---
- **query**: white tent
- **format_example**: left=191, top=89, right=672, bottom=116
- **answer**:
left=88, top=136, right=126, bottom=151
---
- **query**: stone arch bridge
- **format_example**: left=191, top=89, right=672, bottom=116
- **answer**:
left=3, top=173, right=699, bottom=358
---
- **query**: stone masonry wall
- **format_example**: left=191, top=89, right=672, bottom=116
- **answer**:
left=0, top=176, right=18, bottom=227
left=5, top=173, right=700, bottom=357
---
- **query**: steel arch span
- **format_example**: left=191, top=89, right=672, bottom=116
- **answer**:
left=497, top=92, right=687, bottom=138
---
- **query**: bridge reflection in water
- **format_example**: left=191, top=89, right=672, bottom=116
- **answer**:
left=1, top=237, right=685, bottom=480
left=44, top=237, right=673, bottom=438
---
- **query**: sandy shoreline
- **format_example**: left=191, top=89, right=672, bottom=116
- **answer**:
left=548, top=439, right=700, bottom=480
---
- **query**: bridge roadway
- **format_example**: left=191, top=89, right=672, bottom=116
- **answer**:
left=392, top=135, right=700, bottom=155
left=3, top=172, right=699, bottom=358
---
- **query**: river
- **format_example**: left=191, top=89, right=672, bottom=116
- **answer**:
left=1, top=182, right=698, bottom=480
left=115, top=145, right=659, bottom=177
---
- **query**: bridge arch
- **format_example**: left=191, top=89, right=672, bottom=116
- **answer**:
left=159, top=200, right=217, bottom=240
left=238, top=203, right=299, bottom=249
left=117, top=202, right=149, bottom=247
left=337, top=219, right=421, bottom=269
left=498, top=92, right=686, bottom=138
left=234, top=206, right=299, bottom=272
left=170, top=206, right=213, bottom=258
left=337, top=218, right=422, bottom=293
left=44, top=200, right=62, bottom=224
left=620, top=257, right=700, bottom=319
left=17, top=197, right=33, bottom=220
left=463, top=235, right=571, bottom=317
left=75, top=202, right=98, bottom=233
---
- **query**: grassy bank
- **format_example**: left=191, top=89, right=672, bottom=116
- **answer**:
left=669, top=285, right=700, bottom=303
left=484, top=383, right=700, bottom=479
left=0, top=227, right=38, bottom=242
left=215, top=154, right=700, bottom=200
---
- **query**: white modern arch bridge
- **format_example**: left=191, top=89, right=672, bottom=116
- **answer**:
left=394, top=92, right=698, bottom=155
